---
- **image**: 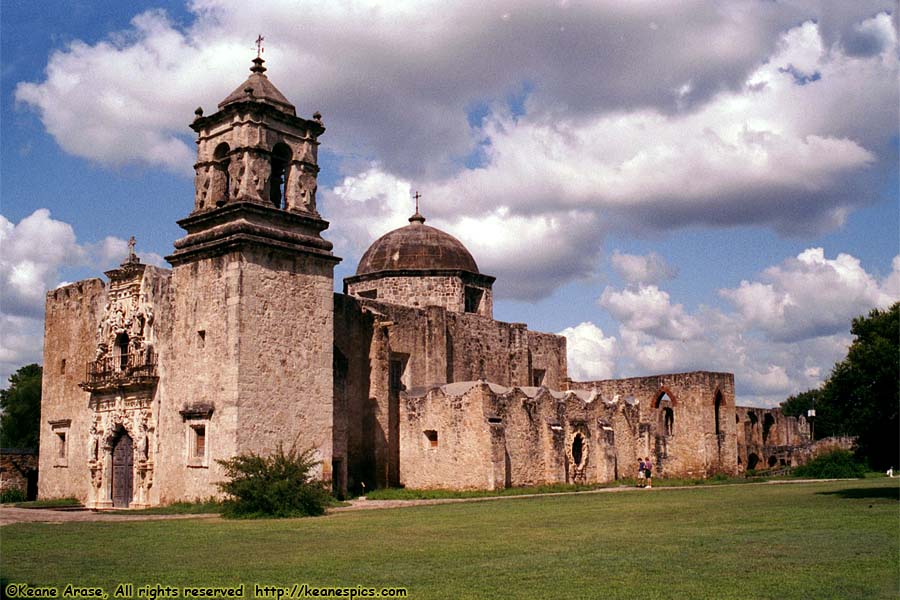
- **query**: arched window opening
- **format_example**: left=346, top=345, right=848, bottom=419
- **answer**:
left=572, top=434, right=584, bottom=466
left=115, top=333, right=129, bottom=371
left=767, top=455, right=777, bottom=468
left=763, top=414, right=775, bottom=444
left=212, top=143, right=231, bottom=206
left=270, top=143, right=292, bottom=209
left=654, top=391, right=674, bottom=408
left=714, top=391, right=723, bottom=435
left=663, top=407, right=674, bottom=436
left=747, top=453, right=760, bottom=470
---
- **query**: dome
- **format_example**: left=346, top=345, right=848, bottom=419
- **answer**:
left=355, top=211, right=480, bottom=276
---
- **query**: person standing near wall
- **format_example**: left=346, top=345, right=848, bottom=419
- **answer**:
left=644, top=457, right=653, bottom=489
left=637, top=458, right=645, bottom=487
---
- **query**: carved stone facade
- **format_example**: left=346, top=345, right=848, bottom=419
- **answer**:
left=38, top=58, right=813, bottom=506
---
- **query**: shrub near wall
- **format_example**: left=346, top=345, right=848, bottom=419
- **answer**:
left=216, top=445, right=331, bottom=518
left=793, top=450, right=867, bottom=479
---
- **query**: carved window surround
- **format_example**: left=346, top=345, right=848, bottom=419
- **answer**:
left=49, top=419, right=71, bottom=468
left=181, top=404, right=214, bottom=468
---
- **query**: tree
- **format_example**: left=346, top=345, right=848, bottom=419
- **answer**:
left=0, top=364, right=43, bottom=449
left=820, top=303, right=899, bottom=470
left=780, top=388, right=821, bottom=419
left=782, top=303, right=899, bottom=470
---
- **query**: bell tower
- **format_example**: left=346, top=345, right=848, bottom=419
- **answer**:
left=163, top=55, right=341, bottom=494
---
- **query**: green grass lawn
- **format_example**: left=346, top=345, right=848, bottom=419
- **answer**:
left=2, top=478, right=897, bottom=600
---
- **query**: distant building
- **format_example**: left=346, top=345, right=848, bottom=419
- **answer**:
left=39, top=58, right=810, bottom=507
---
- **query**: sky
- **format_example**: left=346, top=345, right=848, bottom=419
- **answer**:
left=1, top=0, right=898, bottom=407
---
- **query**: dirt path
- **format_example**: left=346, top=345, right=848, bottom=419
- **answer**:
left=0, top=478, right=857, bottom=526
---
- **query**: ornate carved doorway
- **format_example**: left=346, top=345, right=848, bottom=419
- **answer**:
left=112, top=432, right=133, bottom=508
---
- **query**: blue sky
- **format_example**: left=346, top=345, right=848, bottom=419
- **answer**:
left=2, top=1, right=898, bottom=406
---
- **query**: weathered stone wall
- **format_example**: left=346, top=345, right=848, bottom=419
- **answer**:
left=399, top=382, right=626, bottom=490
left=346, top=274, right=493, bottom=318
left=571, top=372, right=738, bottom=478
left=236, top=249, right=335, bottom=481
left=1, top=450, right=38, bottom=499
left=163, top=247, right=337, bottom=502
left=526, top=331, right=567, bottom=389
left=333, top=294, right=376, bottom=495
left=331, top=296, right=569, bottom=490
left=163, top=254, right=241, bottom=503
left=735, top=406, right=811, bottom=470
left=39, top=279, right=106, bottom=502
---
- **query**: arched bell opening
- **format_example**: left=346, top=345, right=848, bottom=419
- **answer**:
left=211, top=142, right=231, bottom=207
left=270, top=143, right=292, bottom=209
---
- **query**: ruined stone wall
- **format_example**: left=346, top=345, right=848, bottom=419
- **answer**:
left=735, top=406, right=810, bottom=470
left=334, top=296, right=568, bottom=489
left=346, top=275, right=493, bottom=318
left=570, top=372, right=738, bottom=478
left=445, top=314, right=530, bottom=386
left=236, top=249, right=336, bottom=481
left=399, top=382, right=624, bottom=490
left=348, top=298, right=566, bottom=390
left=39, top=279, right=106, bottom=502
left=1, top=450, right=38, bottom=498
left=526, top=331, right=567, bottom=389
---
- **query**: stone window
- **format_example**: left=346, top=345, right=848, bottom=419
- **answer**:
left=59, top=358, right=66, bottom=374
left=663, top=407, right=674, bottom=436
left=654, top=391, right=674, bottom=408
left=180, top=404, right=214, bottom=468
left=464, top=286, right=483, bottom=314
left=197, top=330, right=206, bottom=348
left=531, top=369, right=546, bottom=387
left=762, top=413, right=775, bottom=444
left=357, top=289, right=377, bottom=299
left=49, top=419, right=71, bottom=467
left=424, top=430, right=438, bottom=447
left=115, top=333, right=130, bottom=371
left=188, top=424, right=208, bottom=467
left=192, top=425, right=206, bottom=459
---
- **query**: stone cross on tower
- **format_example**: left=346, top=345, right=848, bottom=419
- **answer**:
left=414, top=191, right=421, bottom=214
left=126, top=236, right=138, bottom=264
left=255, top=35, right=264, bottom=58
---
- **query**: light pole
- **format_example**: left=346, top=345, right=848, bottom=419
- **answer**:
left=807, top=404, right=816, bottom=442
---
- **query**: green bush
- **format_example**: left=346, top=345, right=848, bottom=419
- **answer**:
left=1, top=488, right=27, bottom=503
left=793, top=450, right=867, bottom=479
left=216, top=444, right=331, bottom=518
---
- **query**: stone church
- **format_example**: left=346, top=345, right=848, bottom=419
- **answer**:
left=38, top=58, right=810, bottom=508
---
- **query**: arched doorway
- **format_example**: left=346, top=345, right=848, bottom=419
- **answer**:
left=112, top=432, right=134, bottom=508
left=572, top=434, right=584, bottom=467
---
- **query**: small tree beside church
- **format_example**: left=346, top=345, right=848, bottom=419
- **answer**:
left=0, top=364, right=42, bottom=449
left=216, top=443, right=331, bottom=518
